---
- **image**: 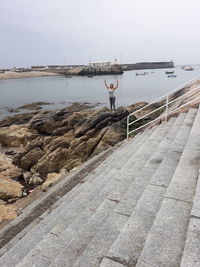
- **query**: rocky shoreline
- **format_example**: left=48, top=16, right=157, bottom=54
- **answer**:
left=0, top=101, right=151, bottom=223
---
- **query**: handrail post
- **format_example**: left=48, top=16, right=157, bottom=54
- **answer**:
left=127, top=115, right=129, bottom=139
left=165, top=95, right=169, bottom=122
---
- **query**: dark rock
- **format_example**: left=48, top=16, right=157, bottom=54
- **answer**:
left=20, top=148, right=44, bottom=170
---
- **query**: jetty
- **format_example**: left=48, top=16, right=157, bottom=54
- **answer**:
left=123, top=61, right=174, bottom=71
left=0, top=78, right=200, bottom=266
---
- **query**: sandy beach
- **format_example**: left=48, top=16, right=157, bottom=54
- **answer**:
left=0, top=71, right=61, bottom=80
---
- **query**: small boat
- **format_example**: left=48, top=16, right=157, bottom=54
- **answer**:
left=183, top=66, right=194, bottom=71
left=168, top=74, right=177, bottom=78
left=135, top=72, right=148, bottom=76
left=165, top=71, right=174, bottom=74
left=87, top=75, right=94, bottom=78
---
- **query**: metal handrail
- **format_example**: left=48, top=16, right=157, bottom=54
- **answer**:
left=128, top=75, right=200, bottom=118
left=127, top=76, right=200, bottom=138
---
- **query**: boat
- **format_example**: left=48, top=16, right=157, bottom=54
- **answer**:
left=165, top=71, right=174, bottom=74
left=168, top=74, right=177, bottom=78
left=135, top=72, right=148, bottom=76
left=87, top=75, right=94, bottom=78
left=183, top=66, right=194, bottom=71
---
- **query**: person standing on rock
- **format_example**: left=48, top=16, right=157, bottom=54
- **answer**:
left=104, top=79, right=119, bottom=111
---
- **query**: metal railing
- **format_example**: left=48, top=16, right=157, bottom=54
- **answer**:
left=127, top=75, right=200, bottom=139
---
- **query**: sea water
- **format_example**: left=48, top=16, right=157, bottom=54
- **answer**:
left=0, top=66, right=200, bottom=119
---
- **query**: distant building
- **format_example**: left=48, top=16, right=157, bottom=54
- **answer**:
left=31, top=66, right=47, bottom=71
left=89, top=61, right=112, bottom=67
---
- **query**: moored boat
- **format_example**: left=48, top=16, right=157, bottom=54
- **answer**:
left=183, top=66, right=194, bottom=71
left=168, top=74, right=177, bottom=78
left=165, top=71, right=174, bottom=74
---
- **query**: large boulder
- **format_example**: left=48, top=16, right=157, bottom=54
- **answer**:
left=0, top=153, right=22, bottom=179
left=32, top=147, right=69, bottom=175
left=0, top=175, right=23, bottom=200
left=41, top=170, right=68, bottom=191
left=20, top=148, right=44, bottom=170
left=0, top=125, right=37, bottom=147
left=101, top=122, right=125, bottom=146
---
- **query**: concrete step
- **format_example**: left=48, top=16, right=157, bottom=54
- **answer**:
left=0, top=122, right=163, bottom=266
left=136, top=106, right=200, bottom=267
left=75, top=112, right=191, bottom=267
left=180, top=173, right=200, bottom=267
left=12, top=121, right=175, bottom=266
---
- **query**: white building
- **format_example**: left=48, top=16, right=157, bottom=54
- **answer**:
left=89, top=61, right=112, bottom=67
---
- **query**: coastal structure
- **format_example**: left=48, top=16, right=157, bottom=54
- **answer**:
left=123, top=60, right=174, bottom=71
left=89, top=61, right=112, bottom=67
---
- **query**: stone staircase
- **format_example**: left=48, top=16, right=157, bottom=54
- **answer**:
left=1, top=107, right=200, bottom=267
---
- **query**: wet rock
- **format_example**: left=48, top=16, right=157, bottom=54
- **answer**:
left=0, top=175, right=23, bottom=200
left=0, top=112, right=38, bottom=127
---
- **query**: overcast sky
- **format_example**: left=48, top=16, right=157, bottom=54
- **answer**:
left=0, top=0, right=199, bottom=67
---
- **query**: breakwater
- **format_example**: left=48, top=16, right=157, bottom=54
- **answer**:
left=122, top=61, right=174, bottom=71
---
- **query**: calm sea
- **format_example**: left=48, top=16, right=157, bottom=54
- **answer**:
left=0, top=66, right=200, bottom=119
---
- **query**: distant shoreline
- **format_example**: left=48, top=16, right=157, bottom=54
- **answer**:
left=0, top=71, right=62, bottom=80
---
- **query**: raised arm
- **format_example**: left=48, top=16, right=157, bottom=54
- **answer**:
left=114, top=80, right=119, bottom=90
left=104, top=79, right=109, bottom=90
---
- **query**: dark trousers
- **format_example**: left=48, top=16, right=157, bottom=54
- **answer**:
left=109, top=97, right=116, bottom=110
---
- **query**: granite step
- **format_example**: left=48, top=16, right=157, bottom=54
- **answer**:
left=0, top=121, right=165, bottom=266
left=136, top=106, right=200, bottom=267
left=180, top=172, right=200, bottom=267
left=101, top=109, right=197, bottom=266
left=72, top=112, right=191, bottom=267
left=12, top=121, right=175, bottom=266
left=0, top=125, right=151, bottom=258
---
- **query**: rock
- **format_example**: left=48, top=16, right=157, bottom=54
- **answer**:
left=62, top=159, right=81, bottom=171
left=44, top=136, right=70, bottom=153
left=24, top=137, right=44, bottom=151
left=0, top=153, right=22, bottom=179
left=0, top=175, right=23, bottom=200
left=0, top=112, right=38, bottom=127
left=30, top=117, right=61, bottom=135
left=0, top=204, right=17, bottom=221
left=17, top=102, right=51, bottom=110
left=102, top=122, right=125, bottom=146
left=42, top=172, right=61, bottom=191
left=51, top=126, right=72, bottom=136
left=32, top=148, right=69, bottom=175
left=92, top=140, right=111, bottom=156
left=20, top=148, right=44, bottom=170
left=29, top=173, right=43, bottom=185
left=23, top=171, right=32, bottom=183
left=0, top=125, right=37, bottom=147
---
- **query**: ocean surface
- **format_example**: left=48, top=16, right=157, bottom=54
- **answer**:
left=0, top=66, right=200, bottom=119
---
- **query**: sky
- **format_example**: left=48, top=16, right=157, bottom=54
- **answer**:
left=0, top=0, right=200, bottom=68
